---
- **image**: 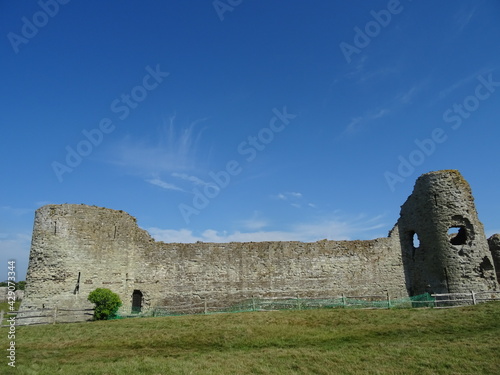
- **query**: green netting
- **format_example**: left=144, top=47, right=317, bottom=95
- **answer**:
left=116, top=293, right=435, bottom=319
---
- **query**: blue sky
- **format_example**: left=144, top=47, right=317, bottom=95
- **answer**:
left=1, top=0, right=500, bottom=281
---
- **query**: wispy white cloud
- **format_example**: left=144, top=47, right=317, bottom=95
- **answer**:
left=394, top=79, right=430, bottom=105
left=343, top=55, right=368, bottom=80
left=333, top=56, right=392, bottom=91
left=239, top=211, right=269, bottom=231
left=148, top=228, right=300, bottom=243
left=103, top=115, right=212, bottom=195
left=338, top=77, right=428, bottom=139
left=436, top=67, right=492, bottom=102
left=292, top=214, right=387, bottom=241
left=147, top=212, right=387, bottom=243
left=274, top=192, right=302, bottom=201
left=437, top=72, right=478, bottom=101
left=340, top=108, right=390, bottom=137
left=398, top=87, right=418, bottom=104
left=454, top=4, right=478, bottom=32
left=341, top=55, right=399, bottom=86
left=147, top=228, right=202, bottom=243
left=171, top=172, right=211, bottom=186
left=372, top=109, right=389, bottom=119
left=364, top=214, right=386, bottom=224
left=343, top=117, right=363, bottom=136
left=104, top=115, right=209, bottom=175
left=273, top=191, right=311, bottom=209
left=146, top=177, right=184, bottom=192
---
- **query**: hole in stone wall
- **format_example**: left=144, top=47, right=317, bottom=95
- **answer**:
left=407, top=231, right=421, bottom=259
left=448, top=226, right=467, bottom=245
left=480, top=256, right=494, bottom=271
left=478, top=256, right=494, bottom=279
left=132, top=290, right=143, bottom=314
left=412, top=232, right=421, bottom=248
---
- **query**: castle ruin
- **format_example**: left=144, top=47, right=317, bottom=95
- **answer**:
left=19, top=170, right=499, bottom=321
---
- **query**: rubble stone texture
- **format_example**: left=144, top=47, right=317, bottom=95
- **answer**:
left=488, top=234, right=500, bottom=283
left=19, top=170, right=498, bottom=322
left=397, top=170, right=497, bottom=295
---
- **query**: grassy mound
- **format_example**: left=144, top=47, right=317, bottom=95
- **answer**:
left=8, top=302, right=500, bottom=374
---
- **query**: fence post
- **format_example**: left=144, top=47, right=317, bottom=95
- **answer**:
left=204, top=299, right=208, bottom=314
left=53, top=306, right=58, bottom=325
left=0, top=310, right=4, bottom=325
left=342, top=293, right=346, bottom=307
left=296, top=295, right=301, bottom=310
left=386, top=291, right=391, bottom=309
left=471, top=291, right=477, bottom=305
left=252, top=297, right=256, bottom=312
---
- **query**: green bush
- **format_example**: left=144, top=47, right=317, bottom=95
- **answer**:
left=87, top=288, right=122, bottom=320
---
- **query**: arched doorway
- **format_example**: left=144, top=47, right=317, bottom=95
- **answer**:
left=132, top=290, right=143, bottom=313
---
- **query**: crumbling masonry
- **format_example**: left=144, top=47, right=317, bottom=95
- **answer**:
left=20, top=170, right=499, bottom=321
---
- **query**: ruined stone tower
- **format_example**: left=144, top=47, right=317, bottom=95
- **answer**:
left=488, top=234, right=500, bottom=284
left=19, top=170, right=498, bottom=323
left=397, top=170, right=497, bottom=296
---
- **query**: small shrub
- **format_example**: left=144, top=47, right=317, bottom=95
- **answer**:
left=88, top=288, right=122, bottom=320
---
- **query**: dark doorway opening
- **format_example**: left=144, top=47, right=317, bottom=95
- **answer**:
left=132, top=290, right=143, bottom=313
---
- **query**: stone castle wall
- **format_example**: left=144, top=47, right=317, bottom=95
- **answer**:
left=19, top=170, right=499, bottom=322
left=21, top=204, right=407, bottom=316
left=0, top=288, right=23, bottom=302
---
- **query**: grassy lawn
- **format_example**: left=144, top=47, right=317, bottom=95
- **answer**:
left=3, top=302, right=499, bottom=375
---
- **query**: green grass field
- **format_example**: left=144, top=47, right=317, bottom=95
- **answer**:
left=3, top=302, right=499, bottom=375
